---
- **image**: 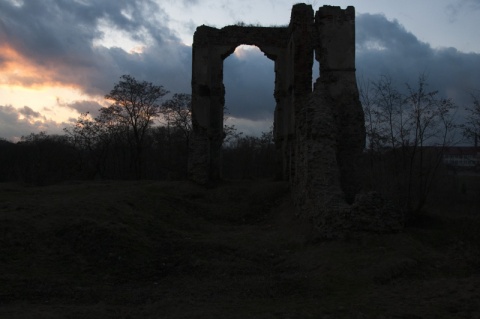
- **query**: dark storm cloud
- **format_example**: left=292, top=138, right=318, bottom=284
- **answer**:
left=0, top=105, right=66, bottom=141
left=356, top=13, right=480, bottom=106
left=18, top=106, right=42, bottom=119
left=0, top=0, right=191, bottom=95
left=62, top=100, right=104, bottom=118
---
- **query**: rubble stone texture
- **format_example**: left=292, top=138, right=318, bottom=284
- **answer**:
left=189, top=4, right=399, bottom=236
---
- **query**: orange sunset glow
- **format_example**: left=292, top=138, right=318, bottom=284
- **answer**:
left=0, top=44, right=106, bottom=130
left=1, top=44, right=63, bottom=88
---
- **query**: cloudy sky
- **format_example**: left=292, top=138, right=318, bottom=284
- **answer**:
left=1, top=0, right=480, bottom=141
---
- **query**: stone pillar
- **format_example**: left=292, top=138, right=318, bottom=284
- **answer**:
left=295, top=82, right=351, bottom=238
left=189, top=26, right=225, bottom=184
left=273, top=50, right=288, bottom=180
left=208, top=55, right=225, bottom=182
left=290, top=5, right=351, bottom=238
left=189, top=35, right=209, bottom=184
left=315, top=6, right=366, bottom=204
left=289, top=3, right=315, bottom=184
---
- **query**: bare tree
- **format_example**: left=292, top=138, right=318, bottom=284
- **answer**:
left=373, top=75, right=407, bottom=150
left=222, top=106, right=243, bottom=147
left=162, top=93, right=192, bottom=146
left=105, top=75, right=169, bottom=178
left=360, top=74, right=458, bottom=216
left=404, top=75, right=458, bottom=212
left=359, top=75, right=379, bottom=155
left=64, top=110, right=127, bottom=178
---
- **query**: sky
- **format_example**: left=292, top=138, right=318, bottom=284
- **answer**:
left=1, top=0, right=480, bottom=141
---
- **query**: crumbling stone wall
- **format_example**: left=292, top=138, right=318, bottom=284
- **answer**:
left=189, top=4, right=400, bottom=237
left=189, top=25, right=289, bottom=183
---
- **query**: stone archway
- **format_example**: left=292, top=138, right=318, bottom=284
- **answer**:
left=188, top=23, right=293, bottom=184
left=188, top=4, right=376, bottom=237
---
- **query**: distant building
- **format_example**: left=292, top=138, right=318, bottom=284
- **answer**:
left=442, top=147, right=480, bottom=171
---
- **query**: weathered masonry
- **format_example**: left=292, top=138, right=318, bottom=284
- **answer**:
left=188, top=4, right=401, bottom=236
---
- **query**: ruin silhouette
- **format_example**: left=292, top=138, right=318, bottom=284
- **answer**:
left=188, top=4, right=402, bottom=237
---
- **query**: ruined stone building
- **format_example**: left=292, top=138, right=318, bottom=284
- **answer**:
left=188, top=4, right=402, bottom=236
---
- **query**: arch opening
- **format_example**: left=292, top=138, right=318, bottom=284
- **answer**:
left=313, top=57, right=320, bottom=90
left=222, top=44, right=277, bottom=179
left=221, top=43, right=277, bottom=61
left=223, top=45, right=275, bottom=137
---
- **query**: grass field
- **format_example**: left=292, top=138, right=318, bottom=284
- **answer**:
left=0, top=178, right=479, bottom=318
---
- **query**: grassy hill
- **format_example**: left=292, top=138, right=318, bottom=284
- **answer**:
left=1, top=179, right=479, bottom=318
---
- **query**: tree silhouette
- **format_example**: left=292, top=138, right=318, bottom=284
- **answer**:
left=105, top=75, right=169, bottom=178
left=162, top=93, right=192, bottom=147
left=359, top=74, right=458, bottom=215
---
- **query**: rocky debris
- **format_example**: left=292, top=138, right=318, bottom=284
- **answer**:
left=351, top=192, right=405, bottom=233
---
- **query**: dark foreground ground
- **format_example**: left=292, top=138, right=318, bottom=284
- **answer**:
left=1, top=178, right=479, bottom=318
